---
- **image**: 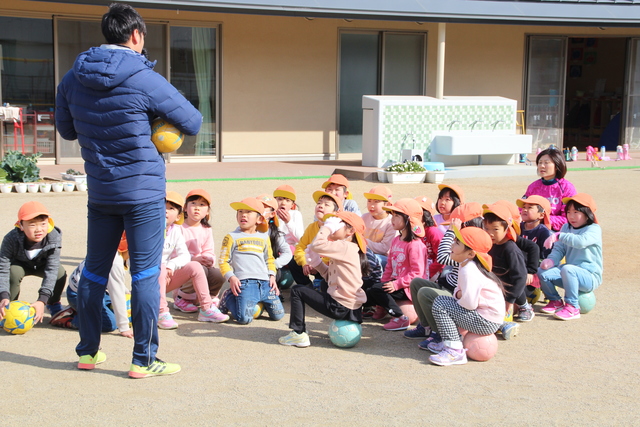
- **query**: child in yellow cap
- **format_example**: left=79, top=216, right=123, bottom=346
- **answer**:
left=273, top=185, right=304, bottom=247
left=0, top=201, right=67, bottom=324
left=362, top=186, right=396, bottom=270
left=218, top=197, right=284, bottom=324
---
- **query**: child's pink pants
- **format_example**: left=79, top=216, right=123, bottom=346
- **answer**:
left=159, top=261, right=212, bottom=313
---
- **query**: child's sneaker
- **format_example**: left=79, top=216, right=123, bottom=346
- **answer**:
left=427, top=339, right=445, bottom=354
left=78, top=350, right=107, bottom=370
left=278, top=330, right=311, bottom=347
left=361, top=306, right=376, bottom=318
left=158, top=312, right=178, bottom=330
left=211, top=297, right=220, bottom=308
left=371, top=305, right=388, bottom=321
left=47, top=302, right=63, bottom=317
left=50, top=307, right=76, bottom=328
left=404, top=323, right=429, bottom=339
left=383, top=315, right=410, bottom=331
left=540, top=299, right=564, bottom=314
left=553, top=303, right=580, bottom=321
left=527, top=287, right=542, bottom=305
left=500, top=322, right=519, bottom=340
left=516, top=304, right=535, bottom=322
left=173, top=296, right=198, bottom=313
left=198, top=306, right=229, bottom=323
left=429, top=347, right=468, bottom=366
left=128, top=359, right=181, bottom=379
left=217, top=289, right=232, bottom=314
left=418, top=331, right=442, bottom=351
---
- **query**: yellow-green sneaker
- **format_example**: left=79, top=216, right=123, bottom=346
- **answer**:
left=78, top=350, right=107, bottom=370
left=278, top=330, right=310, bottom=347
left=128, top=359, right=181, bottom=379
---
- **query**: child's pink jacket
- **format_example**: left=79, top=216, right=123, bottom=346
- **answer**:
left=381, top=237, right=426, bottom=300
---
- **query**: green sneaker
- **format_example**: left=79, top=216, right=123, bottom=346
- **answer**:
left=128, top=359, right=181, bottom=379
left=78, top=351, right=107, bottom=370
left=278, top=330, right=310, bottom=347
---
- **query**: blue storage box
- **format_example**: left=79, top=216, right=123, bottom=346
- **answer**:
left=423, top=162, right=445, bottom=172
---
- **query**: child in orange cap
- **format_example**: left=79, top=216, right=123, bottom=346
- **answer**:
left=427, top=226, right=506, bottom=366
left=291, top=191, right=343, bottom=287
left=256, top=194, right=293, bottom=294
left=176, top=189, right=225, bottom=312
left=158, top=191, right=229, bottom=329
left=218, top=197, right=284, bottom=324
left=517, top=195, right=553, bottom=260
left=365, top=199, right=426, bottom=331
left=0, top=201, right=67, bottom=324
left=322, top=174, right=361, bottom=215
left=483, top=203, right=528, bottom=339
left=414, top=196, right=444, bottom=280
left=279, top=212, right=369, bottom=347
left=362, top=186, right=396, bottom=269
left=273, top=185, right=304, bottom=247
left=538, top=193, right=602, bottom=320
left=434, top=184, right=464, bottom=234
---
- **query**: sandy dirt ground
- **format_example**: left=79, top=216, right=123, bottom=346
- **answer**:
left=1, top=168, right=639, bottom=426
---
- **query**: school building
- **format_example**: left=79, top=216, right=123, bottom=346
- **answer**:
left=1, top=0, right=640, bottom=165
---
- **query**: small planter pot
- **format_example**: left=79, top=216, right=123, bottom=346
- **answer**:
left=76, top=182, right=87, bottom=191
left=1, top=183, right=13, bottom=194
left=27, top=183, right=40, bottom=193
left=385, top=172, right=427, bottom=184
left=63, top=182, right=76, bottom=192
left=39, top=183, right=52, bottom=193
left=52, top=182, right=64, bottom=193
left=15, top=183, right=27, bottom=193
left=425, top=171, right=446, bottom=184
left=61, top=173, right=87, bottom=182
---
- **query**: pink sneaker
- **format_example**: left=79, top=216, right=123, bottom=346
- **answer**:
left=198, top=306, right=230, bottom=323
left=174, top=296, right=198, bottom=313
left=371, top=306, right=388, bottom=321
left=540, top=299, right=564, bottom=314
left=158, top=312, right=178, bottom=329
left=553, top=303, right=580, bottom=321
left=383, top=315, right=410, bottom=331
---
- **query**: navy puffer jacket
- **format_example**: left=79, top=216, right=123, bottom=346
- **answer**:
left=56, top=46, right=202, bottom=205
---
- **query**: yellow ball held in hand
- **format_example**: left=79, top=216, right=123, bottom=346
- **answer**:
left=151, top=118, right=184, bottom=153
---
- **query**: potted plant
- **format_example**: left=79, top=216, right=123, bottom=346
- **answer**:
left=1, top=150, right=41, bottom=184
left=52, top=182, right=64, bottom=193
left=425, top=165, right=446, bottom=184
left=0, top=169, right=11, bottom=193
left=39, top=182, right=52, bottom=193
left=382, top=161, right=427, bottom=184
left=61, top=168, right=87, bottom=182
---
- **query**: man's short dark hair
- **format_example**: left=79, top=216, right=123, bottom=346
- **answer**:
left=102, top=3, right=147, bottom=45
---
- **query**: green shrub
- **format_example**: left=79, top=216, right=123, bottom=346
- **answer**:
left=1, top=151, right=41, bottom=182
left=385, top=161, right=426, bottom=173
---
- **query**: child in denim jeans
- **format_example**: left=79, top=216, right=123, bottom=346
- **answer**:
left=218, top=197, right=284, bottom=324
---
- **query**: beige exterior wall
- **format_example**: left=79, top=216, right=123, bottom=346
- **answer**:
left=4, top=0, right=640, bottom=160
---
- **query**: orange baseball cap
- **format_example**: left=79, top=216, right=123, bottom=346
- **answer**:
left=516, top=195, right=551, bottom=229
left=323, top=211, right=367, bottom=253
left=494, top=200, right=522, bottom=235
left=438, top=183, right=465, bottom=204
left=383, top=198, right=425, bottom=237
left=273, top=185, right=296, bottom=202
left=186, top=188, right=212, bottom=206
left=16, top=201, right=54, bottom=230
left=482, top=203, right=518, bottom=242
left=364, top=186, right=393, bottom=202
left=256, top=194, right=279, bottom=232
left=452, top=225, right=493, bottom=271
left=441, top=202, right=483, bottom=225
left=414, top=196, right=435, bottom=214
left=562, top=193, right=598, bottom=224
left=322, top=174, right=350, bottom=189
left=230, top=197, right=265, bottom=214
left=313, top=190, right=343, bottom=212
left=166, top=191, right=185, bottom=225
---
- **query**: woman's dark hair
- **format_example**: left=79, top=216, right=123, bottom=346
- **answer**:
left=462, top=217, right=484, bottom=229
left=536, top=147, right=567, bottom=180
left=565, top=200, right=595, bottom=226
left=318, top=195, right=339, bottom=213
left=483, top=212, right=507, bottom=230
left=436, top=189, right=461, bottom=214
left=266, top=210, right=285, bottom=256
left=345, top=224, right=371, bottom=278
left=421, top=210, right=436, bottom=228
left=102, top=3, right=147, bottom=45
left=394, top=211, right=419, bottom=242
left=184, top=195, right=211, bottom=228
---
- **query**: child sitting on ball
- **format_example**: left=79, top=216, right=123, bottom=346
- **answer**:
left=279, top=212, right=369, bottom=347
left=538, top=193, right=602, bottom=320
left=428, top=226, right=505, bottom=366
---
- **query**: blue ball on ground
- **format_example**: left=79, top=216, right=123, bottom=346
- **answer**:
left=328, top=320, right=362, bottom=348
left=578, top=291, right=596, bottom=314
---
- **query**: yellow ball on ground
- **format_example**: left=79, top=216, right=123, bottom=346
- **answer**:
left=1, top=301, right=36, bottom=335
left=151, top=118, right=184, bottom=153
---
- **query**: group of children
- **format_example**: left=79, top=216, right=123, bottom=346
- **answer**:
left=0, top=147, right=603, bottom=367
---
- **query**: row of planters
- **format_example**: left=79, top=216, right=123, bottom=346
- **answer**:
left=0, top=151, right=87, bottom=193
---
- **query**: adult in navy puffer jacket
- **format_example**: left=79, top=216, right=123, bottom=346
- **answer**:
left=55, top=3, right=201, bottom=377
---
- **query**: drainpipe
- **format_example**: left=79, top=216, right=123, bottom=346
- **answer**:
left=436, top=23, right=446, bottom=99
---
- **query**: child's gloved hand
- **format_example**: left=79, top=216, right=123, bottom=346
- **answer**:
left=540, top=258, right=554, bottom=270
left=323, top=216, right=345, bottom=233
left=544, top=232, right=560, bottom=249
left=305, top=247, right=321, bottom=267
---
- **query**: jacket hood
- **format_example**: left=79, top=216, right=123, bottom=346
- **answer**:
left=73, top=46, right=155, bottom=91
